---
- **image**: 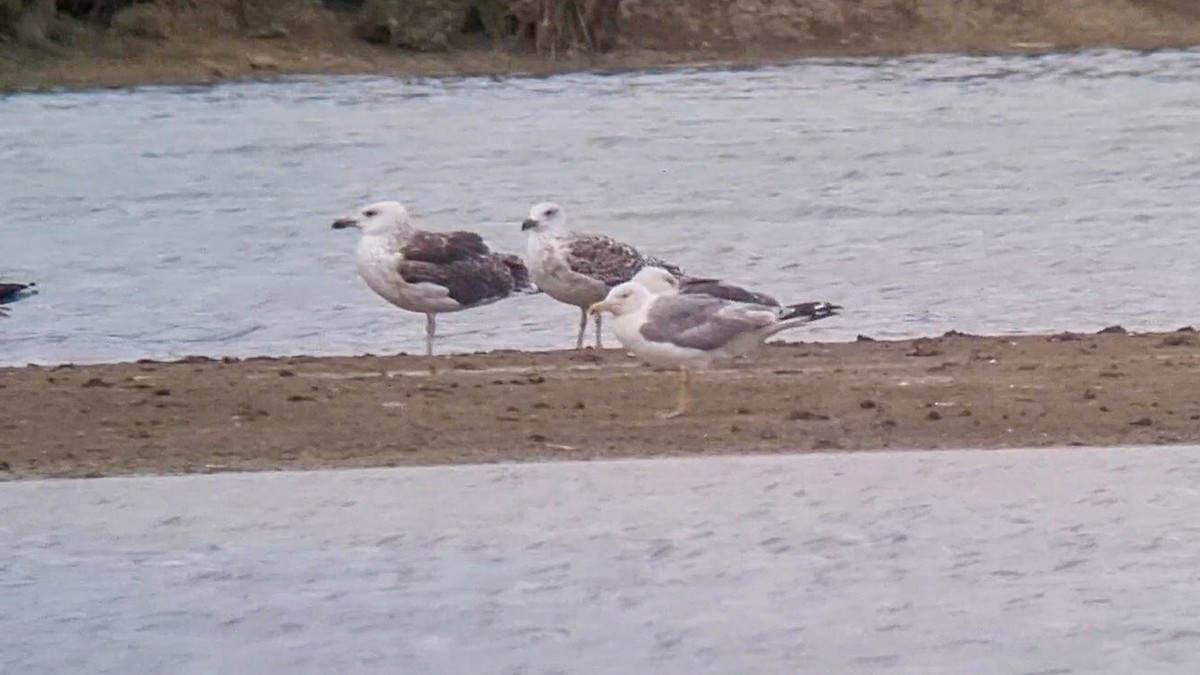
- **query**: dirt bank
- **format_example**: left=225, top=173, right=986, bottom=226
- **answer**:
left=3, top=329, right=1200, bottom=480
left=3, top=0, right=1200, bottom=91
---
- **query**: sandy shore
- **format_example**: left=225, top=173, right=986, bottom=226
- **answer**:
left=3, top=329, right=1199, bottom=480
left=4, top=38, right=1198, bottom=94
left=0, top=41, right=764, bottom=92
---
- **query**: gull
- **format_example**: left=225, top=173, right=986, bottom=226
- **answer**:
left=333, top=201, right=534, bottom=358
left=0, top=281, right=36, bottom=319
left=631, top=266, right=830, bottom=313
left=589, top=281, right=841, bottom=418
left=521, top=201, right=683, bottom=350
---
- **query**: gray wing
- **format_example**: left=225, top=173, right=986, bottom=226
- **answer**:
left=563, top=233, right=647, bottom=286
left=644, top=256, right=686, bottom=280
left=639, top=295, right=779, bottom=351
left=679, top=278, right=780, bottom=306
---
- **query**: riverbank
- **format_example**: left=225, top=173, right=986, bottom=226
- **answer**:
left=3, top=0, right=1200, bottom=91
left=3, top=329, right=1199, bottom=480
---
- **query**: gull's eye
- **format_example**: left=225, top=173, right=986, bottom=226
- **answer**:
left=545, top=208, right=558, bottom=217
left=363, top=209, right=378, bottom=218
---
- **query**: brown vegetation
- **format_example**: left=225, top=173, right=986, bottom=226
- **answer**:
left=621, top=0, right=1200, bottom=53
left=0, top=0, right=619, bottom=54
left=1, top=0, right=1200, bottom=90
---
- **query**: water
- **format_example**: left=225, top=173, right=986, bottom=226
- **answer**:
left=4, top=446, right=1200, bottom=674
left=2, top=48, right=1199, bottom=366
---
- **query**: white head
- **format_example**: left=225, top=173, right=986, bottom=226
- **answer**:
left=332, top=201, right=413, bottom=237
left=589, top=281, right=653, bottom=318
left=631, top=266, right=682, bottom=296
left=521, top=201, right=567, bottom=234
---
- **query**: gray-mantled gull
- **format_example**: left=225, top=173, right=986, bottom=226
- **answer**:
left=521, top=201, right=683, bottom=350
left=333, top=201, right=534, bottom=358
left=589, top=281, right=841, bottom=418
left=631, top=266, right=791, bottom=306
left=0, top=281, right=36, bottom=318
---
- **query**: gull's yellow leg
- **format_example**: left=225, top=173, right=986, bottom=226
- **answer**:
left=657, top=369, right=692, bottom=419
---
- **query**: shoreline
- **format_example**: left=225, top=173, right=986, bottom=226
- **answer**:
left=0, top=43, right=1065, bottom=94
left=4, top=42, right=1197, bottom=94
left=5, top=28, right=1200, bottom=94
left=3, top=329, right=1199, bottom=481
left=4, top=0, right=1200, bottom=92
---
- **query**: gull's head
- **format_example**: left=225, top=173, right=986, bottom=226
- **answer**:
left=631, top=266, right=681, bottom=296
left=589, top=281, right=651, bottom=317
left=521, top=201, right=566, bottom=233
left=332, top=201, right=412, bottom=236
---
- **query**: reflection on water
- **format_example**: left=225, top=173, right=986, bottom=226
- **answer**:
left=2, top=49, right=1199, bottom=365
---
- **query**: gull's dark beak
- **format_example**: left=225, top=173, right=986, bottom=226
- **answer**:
left=521, top=218, right=538, bottom=231
left=332, top=217, right=357, bottom=230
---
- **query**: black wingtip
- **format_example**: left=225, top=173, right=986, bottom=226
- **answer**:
left=781, top=301, right=842, bottom=322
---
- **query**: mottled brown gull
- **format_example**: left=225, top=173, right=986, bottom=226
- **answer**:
left=590, top=281, right=840, bottom=418
left=333, top=201, right=533, bottom=357
left=521, top=201, right=683, bottom=350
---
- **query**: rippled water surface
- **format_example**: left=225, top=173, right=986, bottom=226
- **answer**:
left=2, top=49, right=1199, bottom=365
left=5, top=447, right=1200, bottom=674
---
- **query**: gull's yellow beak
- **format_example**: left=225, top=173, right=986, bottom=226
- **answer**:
left=589, top=300, right=613, bottom=316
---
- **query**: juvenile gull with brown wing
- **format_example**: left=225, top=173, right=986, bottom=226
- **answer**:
left=333, top=201, right=533, bottom=357
left=590, top=281, right=840, bottom=418
left=521, top=201, right=683, bottom=350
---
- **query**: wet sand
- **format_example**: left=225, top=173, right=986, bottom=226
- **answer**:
left=3, top=329, right=1199, bottom=480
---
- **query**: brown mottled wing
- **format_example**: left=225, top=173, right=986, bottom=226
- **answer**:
left=563, top=233, right=649, bottom=286
left=397, top=256, right=516, bottom=308
left=494, top=253, right=538, bottom=294
left=640, top=295, right=777, bottom=351
left=401, top=230, right=490, bottom=264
